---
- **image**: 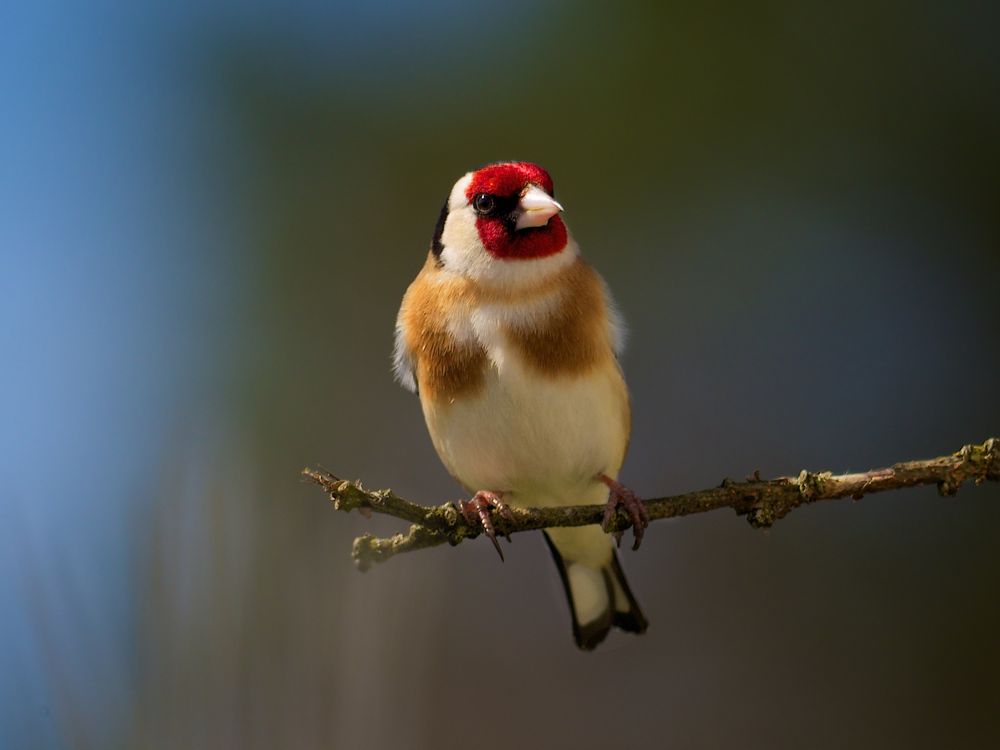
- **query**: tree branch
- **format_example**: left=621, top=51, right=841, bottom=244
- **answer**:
left=304, top=438, right=999, bottom=572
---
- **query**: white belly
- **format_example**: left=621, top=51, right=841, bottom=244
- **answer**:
left=422, top=352, right=629, bottom=508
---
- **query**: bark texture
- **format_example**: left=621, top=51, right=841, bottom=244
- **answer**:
left=304, top=438, right=999, bottom=571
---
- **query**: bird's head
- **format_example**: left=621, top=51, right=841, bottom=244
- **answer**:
left=432, top=162, right=576, bottom=287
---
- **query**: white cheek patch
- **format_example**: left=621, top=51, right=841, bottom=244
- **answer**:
left=439, top=173, right=484, bottom=279
left=448, top=173, right=474, bottom=210
left=439, top=204, right=492, bottom=281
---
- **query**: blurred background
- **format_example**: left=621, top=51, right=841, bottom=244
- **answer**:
left=4, top=2, right=1000, bottom=748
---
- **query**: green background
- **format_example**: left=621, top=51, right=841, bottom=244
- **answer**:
left=5, top=2, right=1000, bottom=747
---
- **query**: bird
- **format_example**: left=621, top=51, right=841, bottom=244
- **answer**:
left=393, top=161, right=649, bottom=650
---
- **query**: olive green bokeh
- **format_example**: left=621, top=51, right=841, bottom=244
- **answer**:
left=125, top=3, right=1000, bottom=748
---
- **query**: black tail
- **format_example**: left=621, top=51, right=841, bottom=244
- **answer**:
left=543, top=532, right=648, bottom=650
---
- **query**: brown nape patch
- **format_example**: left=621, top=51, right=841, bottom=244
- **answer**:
left=506, top=260, right=612, bottom=377
left=399, top=255, right=487, bottom=402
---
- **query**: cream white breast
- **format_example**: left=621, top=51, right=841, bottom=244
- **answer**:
left=423, top=346, right=629, bottom=508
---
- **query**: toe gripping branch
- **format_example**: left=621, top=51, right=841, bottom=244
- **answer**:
left=456, top=491, right=516, bottom=561
left=598, top=474, right=650, bottom=550
left=307, top=437, right=999, bottom=571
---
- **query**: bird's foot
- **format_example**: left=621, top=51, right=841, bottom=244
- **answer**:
left=455, top=490, right=515, bottom=561
left=598, top=474, right=650, bottom=551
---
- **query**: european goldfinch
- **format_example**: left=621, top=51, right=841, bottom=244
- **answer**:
left=393, top=162, right=648, bottom=650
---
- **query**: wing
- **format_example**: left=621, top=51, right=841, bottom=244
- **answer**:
left=600, top=275, right=627, bottom=358
left=392, top=318, right=418, bottom=393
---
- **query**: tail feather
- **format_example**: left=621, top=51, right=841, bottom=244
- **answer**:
left=608, top=550, right=648, bottom=634
left=543, top=531, right=648, bottom=650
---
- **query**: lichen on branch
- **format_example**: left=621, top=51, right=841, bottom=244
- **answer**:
left=304, top=438, right=999, bottom=572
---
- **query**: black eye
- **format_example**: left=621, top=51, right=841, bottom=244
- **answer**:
left=473, top=193, right=496, bottom=215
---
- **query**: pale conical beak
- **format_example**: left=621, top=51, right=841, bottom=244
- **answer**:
left=515, top=184, right=564, bottom=230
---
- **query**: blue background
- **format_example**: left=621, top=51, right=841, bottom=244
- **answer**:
left=4, top=2, right=999, bottom=747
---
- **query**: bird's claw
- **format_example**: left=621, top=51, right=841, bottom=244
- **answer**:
left=455, top=491, right=514, bottom=561
left=598, top=474, right=650, bottom=551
